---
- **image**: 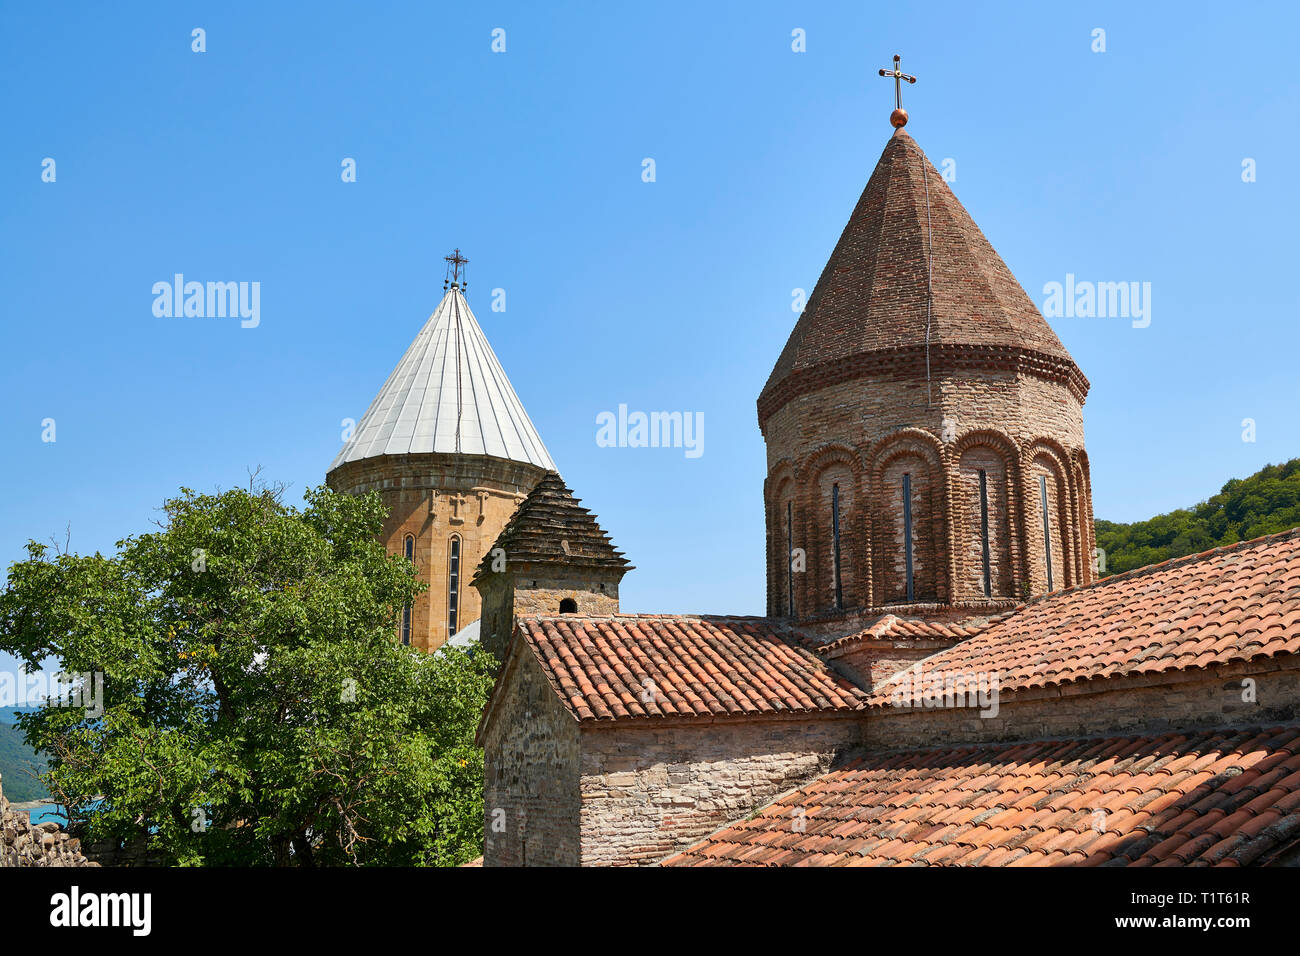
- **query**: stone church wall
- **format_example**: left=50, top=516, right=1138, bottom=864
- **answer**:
left=577, top=714, right=863, bottom=866
left=866, top=655, right=1300, bottom=751
left=481, top=647, right=581, bottom=866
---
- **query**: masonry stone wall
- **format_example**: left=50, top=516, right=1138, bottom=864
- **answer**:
left=481, top=647, right=581, bottom=866
left=866, top=656, right=1300, bottom=751
left=0, top=777, right=97, bottom=867
left=577, top=714, right=863, bottom=866
left=825, top=639, right=961, bottom=692
left=328, top=452, right=545, bottom=652
left=763, top=366, right=1093, bottom=620
left=477, top=567, right=621, bottom=662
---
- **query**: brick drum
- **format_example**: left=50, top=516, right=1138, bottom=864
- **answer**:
left=327, top=452, right=546, bottom=652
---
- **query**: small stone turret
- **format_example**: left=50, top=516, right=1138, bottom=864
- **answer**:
left=472, top=472, right=633, bottom=661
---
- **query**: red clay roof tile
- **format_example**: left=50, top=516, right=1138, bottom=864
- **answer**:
left=515, top=614, right=869, bottom=723
left=869, top=528, right=1300, bottom=709
left=662, top=724, right=1300, bottom=867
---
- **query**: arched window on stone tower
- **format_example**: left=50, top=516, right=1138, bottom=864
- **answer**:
left=559, top=597, right=577, bottom=614
left=878, top=453, right=940, bottom=603
left=785, top=500, right=796, bottom=616
left=810, top=458, right=856, bottom=613
left=831, top=483, right=843, bottom=609
left=1030, top=453, right=1071, bottom=593
left=401, top=534, right=415, bottom=646
left=956, top=444, right=1014, bottom=599
left=448, top=534, right=461, bottom=635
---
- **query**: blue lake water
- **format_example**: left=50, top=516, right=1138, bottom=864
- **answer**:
left=18, top=804, right=67, bottom=826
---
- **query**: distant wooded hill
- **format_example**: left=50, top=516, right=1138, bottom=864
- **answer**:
left=1096, top=458, right=1300, bottom=577
left=0, top=708, right=50, bottom=804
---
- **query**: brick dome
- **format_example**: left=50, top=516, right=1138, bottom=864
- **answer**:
left=759, top=129, right=1087, bottom=430
left=760, top=128, right=1096, bottom=627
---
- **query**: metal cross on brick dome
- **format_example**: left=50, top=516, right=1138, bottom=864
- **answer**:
left=877, top=54, right=917, bottom=128
left=444, top=248, right=469, bottom=288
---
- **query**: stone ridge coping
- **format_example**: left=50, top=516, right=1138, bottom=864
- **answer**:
left=865, top=649, right=1300, bottom=713
left=818, top=635, right=968, bottom=660
left=792, top=600, right=1021, bottom=630
left=813, top=614, right=990, bottom=657
left=757, top=342, right=1091, bottom=429
left=577, top=709, right=866, bottom=733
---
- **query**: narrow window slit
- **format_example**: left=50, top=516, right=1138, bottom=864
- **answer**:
left=786, top=501, right=795, bottom=616
left=902, top=473, right=914, bottom=602
left=448, top=536, right=461, bottom=634
left=831, top=483, right=843, bottom=610
left=1039, top=475, right=1055, bottom=591
left=979, top=470, right=992, bottom=598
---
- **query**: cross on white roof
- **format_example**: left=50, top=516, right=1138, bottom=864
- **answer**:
left=329, top=286, right=556, bottom=472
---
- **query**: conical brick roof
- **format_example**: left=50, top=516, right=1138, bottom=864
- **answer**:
left=759, top=128, right=1085, bottom=425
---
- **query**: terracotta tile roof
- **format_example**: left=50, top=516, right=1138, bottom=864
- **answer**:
left=870, top=527, right=1300, bottom=707
left=517, top=614, right=869, bottom=723
left=663, top=724, right=1300, bottom=867
left=816, top=614, right=985, bottom=654
left=758, top=128, right=1086, bottom=426
left=473, top=472, right=632, bottom=584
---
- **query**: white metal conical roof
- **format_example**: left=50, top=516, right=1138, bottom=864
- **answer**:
left=329, top=285, right=556, bottom=472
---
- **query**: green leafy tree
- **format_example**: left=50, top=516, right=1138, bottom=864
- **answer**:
left=0, top=483, right=495, bottom=866
left=1096, top=458, right=1300, bottom=576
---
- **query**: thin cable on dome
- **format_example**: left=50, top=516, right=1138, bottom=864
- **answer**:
left=908, top=142, right=936, bottom=408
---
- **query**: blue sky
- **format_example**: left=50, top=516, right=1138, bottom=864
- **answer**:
left=2, top=0, right=1298, bottom=681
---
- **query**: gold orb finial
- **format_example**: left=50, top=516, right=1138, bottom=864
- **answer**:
left=878, top=55, right=917, bottom=128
